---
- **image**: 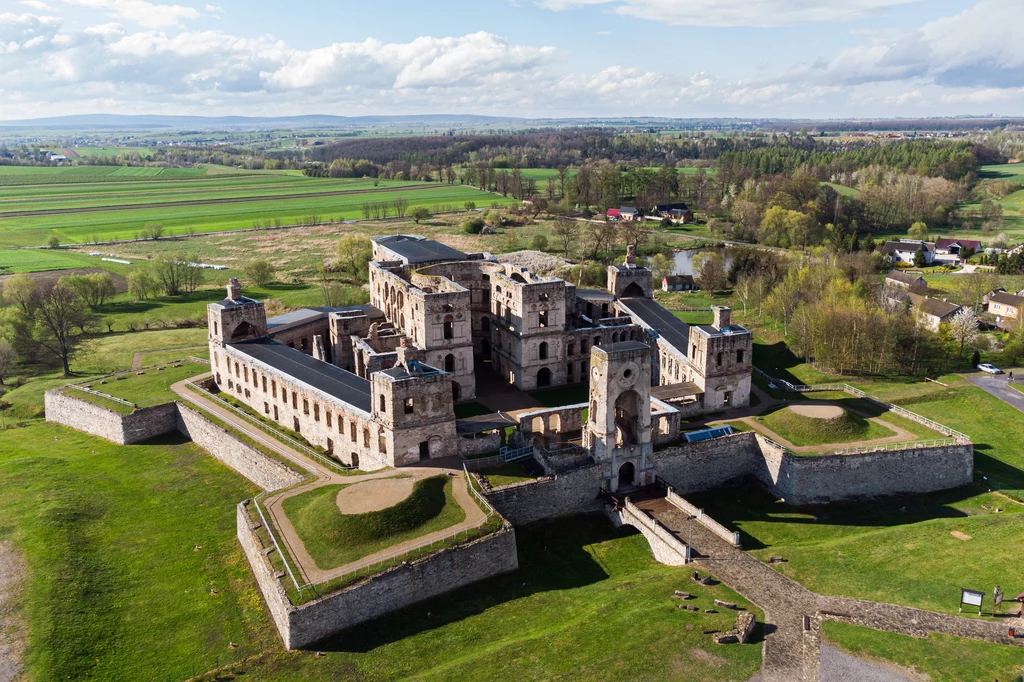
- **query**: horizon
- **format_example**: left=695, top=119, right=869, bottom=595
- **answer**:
left=1, top=0, right=1020, bottom=120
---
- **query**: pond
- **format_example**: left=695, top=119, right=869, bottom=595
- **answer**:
left=672, top=248, right=736, bottom=276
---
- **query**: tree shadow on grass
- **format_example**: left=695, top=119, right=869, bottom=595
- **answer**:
left=974, top=449, right=1024, bottom=490
left=312, top=514, right=627, bottom=653
left=687, top=478, right=988, bottom=552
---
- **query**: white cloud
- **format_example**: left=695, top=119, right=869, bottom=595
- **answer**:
left=58, top=0, right=200, bottom=29
left=19, top=0, right=52, bottom=10
left=532, top=0, right=921, bottom=27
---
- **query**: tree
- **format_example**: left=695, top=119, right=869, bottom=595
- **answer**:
left=60, top=273, right=116, bottom=308
left=947, top=307, right=979, bottom=370
left=501, top=229, right=521, bottom=253
left=908, top=221, right=929, bottom=241
left=552, top=218, right=582, bottom=258
left=126, top=266, right=159, bottom=301
left=34, top=281, right=90, bottom=376
left=335, top=235, right=373, bottom=283
left=693, top=251, right=728, bottom=294
left=392, top=198, right=409, bottom=218
left=0, top=340, right=16, bottom=385
left=463, top=201, right=477, bottom=211
left=410, top=206, right=431, bottom=223
left=243, top=259, right=277, bottom=287
left=141, top=222, right=164, bottom=240
left=47, top=236, right=60, bottom=249
left=2, top=273, right=38, bottom=314
left=153, top=254, right=204, bottom=296
left=913, top=247, right=927, bottom=268
left=531, top=234, right=549, bottom=252
left=863, top=233, right=877, bottom=253
left=648, top=253, right=674, bottom=284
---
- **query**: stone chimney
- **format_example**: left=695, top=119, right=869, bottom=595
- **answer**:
left=624, top=244, right=637, bottom=267
left=227, top=277, right=242, bottom=301
left=713, top=306, right=732, bottom=330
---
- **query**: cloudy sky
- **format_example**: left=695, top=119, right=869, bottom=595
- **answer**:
left=0, top=0, right=1021, bottom=120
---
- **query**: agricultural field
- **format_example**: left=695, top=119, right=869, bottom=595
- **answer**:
left=0, top=247, right=101, bottom=273
left=0, top=165, right=517, bottom=247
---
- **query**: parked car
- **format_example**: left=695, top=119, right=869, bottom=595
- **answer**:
left=977, top=363, right=1003, bottom=374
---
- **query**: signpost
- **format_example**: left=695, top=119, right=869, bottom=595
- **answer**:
left=960, top=588, right=985, bottom=616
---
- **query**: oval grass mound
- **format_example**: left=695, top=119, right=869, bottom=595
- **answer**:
left=282, top=474, right=466, bottom=570
left=758, top=405, right=896, bottom=447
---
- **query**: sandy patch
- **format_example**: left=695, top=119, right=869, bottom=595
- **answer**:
left=336, top=477, right=415, bottom=514
left=950, top=530, right=972, bottom=541
left=0, top=541, right=27, bottom=682
left=789, top=404, right=844, bottom=419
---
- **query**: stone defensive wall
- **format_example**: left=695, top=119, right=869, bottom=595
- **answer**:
left=237, top=502, right=519, bottom=650
left=45, top=389, right=304, bottom=492
left=44, top=388, right=179, bottom=445
left=606, top=499, right=689, bottom=566
left=664, top=487, right=741, bottom=547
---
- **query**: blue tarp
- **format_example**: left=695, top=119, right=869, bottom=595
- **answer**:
left=684, top=425, right=735, bottom=443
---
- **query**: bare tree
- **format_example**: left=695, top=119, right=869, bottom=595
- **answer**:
left=0, top=340, right=16, bottom=385
left=392, top=198, right=409, bottom=218
left=553, top=218, right=582, bottom=258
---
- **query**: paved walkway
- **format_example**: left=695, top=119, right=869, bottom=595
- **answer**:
left=634, top=497, right=1022, bottom=682
left=967, top=373, right=1024, bottom=414
left=171, top=378, right=487, bottom=586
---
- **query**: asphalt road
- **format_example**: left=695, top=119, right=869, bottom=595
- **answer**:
left=967, top=373, right=1024, bottom=413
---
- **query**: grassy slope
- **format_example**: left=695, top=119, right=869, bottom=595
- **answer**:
left=200, top=515, right=763, bottom=682
left=282, top=475, right=466, bottom=569
left=68, top=360, right=208, bottom=408
left=757, top=406, right=894, bottom=447
left=0, top=423, right=270, bottom=681
left=478, top=461, right=537, bottom=487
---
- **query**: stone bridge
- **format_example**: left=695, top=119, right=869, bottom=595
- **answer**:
left=606, top=486, right=1023, bottom=682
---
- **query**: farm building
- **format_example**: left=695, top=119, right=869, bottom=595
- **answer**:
left=879, top=240, right=935, bottom=265
left=662, top=275, right=697, bottom=292
left=651, top=202, right=694, bottom=223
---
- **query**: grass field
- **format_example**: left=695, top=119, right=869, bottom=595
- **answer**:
left=0, top=165, right=517, bottom=247
left=281, top=475, right=466, bottom=569
left=756, top=405, right=894, bottom=447
left=65, top=360, right=208, bottom=413
left=476, top=461, right=537, bottom=487
left=0, top=247, right=101, bottom=273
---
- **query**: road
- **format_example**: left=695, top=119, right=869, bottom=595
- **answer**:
left=967, top=373, right=1024, bottom=413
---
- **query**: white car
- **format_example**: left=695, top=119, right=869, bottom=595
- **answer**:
left=977, top=363, right=1003, bottom=374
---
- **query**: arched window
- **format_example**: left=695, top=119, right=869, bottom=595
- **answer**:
left=443, top=315, right=454, bottom=340
left=539, top=342, right=548, bottom=360
left=481, top=316, right=490, bottom=333
left=567, top=342, right=575, bottom=356
left=379, top=394, right=386, bottom=413
left=444, top=354, right=456, bottom=372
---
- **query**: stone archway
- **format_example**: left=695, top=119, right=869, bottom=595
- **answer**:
left=537, top=367, right=552, bottom=388
left=614, top=390, right=642, bottom=446
left=618, top=461, right=635, bottom=488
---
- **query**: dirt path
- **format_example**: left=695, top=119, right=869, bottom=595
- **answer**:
left=0, top=184, right=441, bottom=218
left=130, top=352, right=143, bottom=371
left=638, top=498, right=1022, bottom=682
left=0, top=542, right=26, bottom=682
left=171, top=377, right=488, bottom=586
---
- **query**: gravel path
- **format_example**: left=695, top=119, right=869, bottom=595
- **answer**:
left=747, top=646, right=916, bottom=682
left=0, top=542, right=26, bottom=682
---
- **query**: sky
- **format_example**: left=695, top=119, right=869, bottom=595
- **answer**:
left=0, top=0, right=1022, bottom=120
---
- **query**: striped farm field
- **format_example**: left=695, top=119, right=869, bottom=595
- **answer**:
left=0, top=166, right=515, bottom=246
left=0, top=248, right=100, bottom=273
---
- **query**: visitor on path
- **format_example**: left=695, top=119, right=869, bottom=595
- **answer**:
left=1010, top=371, right=1014, bottom=383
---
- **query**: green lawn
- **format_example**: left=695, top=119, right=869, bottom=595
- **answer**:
left=529, top=385, right=589, bottom=407
left=197, top=515, right=763, bottom=682
left=281, top=475, right=466, bottom=569
left=0, top=423, right=270, bottom=681
left=0, top=247, right=101, bottom=273
left=67, top=360, right=207, bottom=410
left=756, top=405, right=895, bottom=447
left=477, top=460, right=537, bottom=487
left=824, top=622, right=1024, bottom=682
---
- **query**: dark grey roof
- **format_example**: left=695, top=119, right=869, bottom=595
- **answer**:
left=597, top=340, right=651, bottom=354
left=213, top=296, right=261, bottom=308
left=456, top=413, right=518, bottom=435
left=576, top=288, right=616, bottom=301
left=880, top=241, right=935, bottom=254
left=989, top=291, right=1024, bottom=308
left=375, top=235, right=467, bottom=264
left=619, top=297, right=690, bottom=356
left=227, top=338, right=371, bottom=412
left=380, top=361, right=442, bottom=379
left=886, top=270, right=925, bottom=285
left=267, top=308, right=327, bottom=330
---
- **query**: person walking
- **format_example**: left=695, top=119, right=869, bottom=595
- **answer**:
left=1010, top=371, right=1014, bottom=383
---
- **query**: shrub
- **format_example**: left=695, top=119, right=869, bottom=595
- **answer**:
left=531, top=234, right=549, bottom=251
left=463, top=217, right=486, bottom=234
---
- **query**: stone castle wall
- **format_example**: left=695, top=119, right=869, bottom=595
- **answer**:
left=176, top=404, right=305, bottom=492
left=652, top=432, right=761, bottom=495
left=44, top=389, right=178, bottom=444
left=237, top=502, right=519, bottom=650
left=482, top=464, right=606, bottom=526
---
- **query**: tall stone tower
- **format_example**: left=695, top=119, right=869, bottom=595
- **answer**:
left=207, top=278, right=267, bottom=348
left=607, top=245, right=653, bottom=299
left=686, top=306, right=752, bottom=411
left=586, top=340, right=654, bottom=491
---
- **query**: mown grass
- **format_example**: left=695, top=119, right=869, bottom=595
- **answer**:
left=282, top=475, right=466, bottom=569
left=529, top=385, right=589, bottom=407
left=0, top=247, right=100, bottom=273
left=0, top=423, right=271, bottom=681
left=757, top=405, right=894, bottom=447
left=68, top=360, right=207, bottom=408
left=477, top=461, right=537, bottom=488
left=825, top=622, right=1024, bottom=682
left=199, top=515, right=763, bottom=682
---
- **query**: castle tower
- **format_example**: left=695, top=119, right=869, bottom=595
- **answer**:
left=207, top=278, right=267, bottom=347
left=686, top=305, right=752, bottom=411
left=586, top=340, right=654, bottom=491
left=607, top=245, right=653, bottom=299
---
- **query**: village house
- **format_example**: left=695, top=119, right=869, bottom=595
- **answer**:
left=606, top=208, right=621, bottom=221
left=986, top=290, right=1024, bottom=327
left=885, top=269, right=927, bottom=291
left=619, top=207, right=639, bottom=221
left=662, top=275, right=697, bottom=292
left=879, top=240, right=935, bottom=266
left=935, top=238, right=982, bottom=263
left=910, top=294, right=962, bottom=332
left=651, top=202, right=694, bottom=223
